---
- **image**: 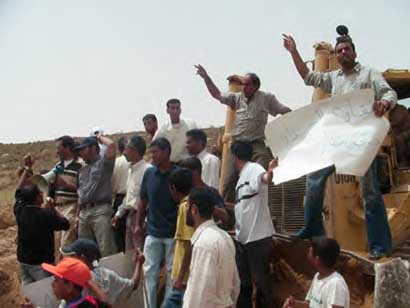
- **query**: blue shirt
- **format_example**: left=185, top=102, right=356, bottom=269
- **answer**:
left=140, top=165, right=178, bottom=238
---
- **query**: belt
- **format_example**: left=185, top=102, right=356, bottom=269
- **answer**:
left=81, top=202, right=109, bottom=209
left=55, top=200, right=77, bottom=207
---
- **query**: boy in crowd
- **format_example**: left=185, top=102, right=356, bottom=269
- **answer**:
left=61, top=238, right=145, bottom=306
left=43, top=257, right=98, bottom=308
left=179, top=157, right=234, bottom=230
left=15, top=155, right=70, bottom=285
left=163, top=168, right=194, bottom=307
left=283, top=237, right=350, bottom=308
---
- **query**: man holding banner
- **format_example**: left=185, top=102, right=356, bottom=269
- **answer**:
left=283, top=26, right=397, bottom=260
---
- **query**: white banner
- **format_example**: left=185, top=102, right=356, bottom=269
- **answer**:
left=265, top=89, right=390, bottom=184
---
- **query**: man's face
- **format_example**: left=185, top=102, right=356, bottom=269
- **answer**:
left=186, top=136, right=203, bottom=156
left=186, top=201, right=196, bottom=227
left=52, top=276, right=70, bottom=300
left=167, top=103, right=181, bottom=123
left=243, top=75, right=257, bottom=99
left=78, top=147, right=90, bottom=161
left=56, top=141, right=68, bottom=160
left=124, top=145, right=138, bottom=162
left=143, top=118, right=158, bottom=136
left=335, top=42, right=356, bottom=68
left=150, top=145, right=169, bottom=166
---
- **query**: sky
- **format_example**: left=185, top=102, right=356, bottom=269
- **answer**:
left=1, top=0, right=410, bottom=143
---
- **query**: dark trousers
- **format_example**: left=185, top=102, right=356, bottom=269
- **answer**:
left=235, top=237, right=274, bottom=308
left=112, top=193, right=127, bottom=252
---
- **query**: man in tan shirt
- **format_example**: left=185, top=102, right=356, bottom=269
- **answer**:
left=195, top=65, right=291, bottom=200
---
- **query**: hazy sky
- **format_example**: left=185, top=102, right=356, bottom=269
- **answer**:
left=1, top=0, right=409, bottom=143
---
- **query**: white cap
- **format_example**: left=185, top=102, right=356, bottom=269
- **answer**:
left=90, top=126, right=104, bottom=137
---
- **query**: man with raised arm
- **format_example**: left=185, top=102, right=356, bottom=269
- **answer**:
left=283, top=25, right=397, bottom=259
left=195, top=65, right=291, bottom=201
left=76, top=135, right=117, bottom=257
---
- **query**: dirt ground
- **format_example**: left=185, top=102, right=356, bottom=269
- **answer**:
left=0, top=128, right=374, bottom=307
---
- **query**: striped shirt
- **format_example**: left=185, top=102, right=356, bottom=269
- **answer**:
left=54, top=159, right=84, bottom=204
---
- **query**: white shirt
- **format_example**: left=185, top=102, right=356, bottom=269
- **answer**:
left=111, top=155, right=130, bottom=195
left=235, top=162, right=275, bottom=244
left=63, top=159, right=73, bottom=168
left=197, top=150, right=221, bottom=189
left=183, top=220, right=240, bottom=308
left=115, top=160, right=151, bottom=218
left=306, top=272, right=350, bottom=308
left=154, top=118, right=197, bottom=162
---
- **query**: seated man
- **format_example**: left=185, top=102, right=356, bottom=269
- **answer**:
left=390, top=104, right=410, bottom=167
left=283, top=237, right=350, bottom=308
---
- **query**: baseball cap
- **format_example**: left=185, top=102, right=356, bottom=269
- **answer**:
left=60, top=238, right=101, bottom=262
left=42, top=257, right=91, bottom=288
left=74, top=136, right=98, bottom=151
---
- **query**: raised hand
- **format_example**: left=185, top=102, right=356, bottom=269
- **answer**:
left=23, top=154, right=35, bottom=168
left=268, top=157, right=279, bottom=173
left=282, top=34, right=297, bottom=54
left=194, top=64, right=208, bottom=79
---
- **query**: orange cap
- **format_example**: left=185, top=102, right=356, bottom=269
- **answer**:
left=42, top=257, right=91, bottom=288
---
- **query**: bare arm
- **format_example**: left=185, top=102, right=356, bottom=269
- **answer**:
left=283, top=34, right=309, bottom=80
left=282, top=296, right=309, bottom=308
left=261, top=158, right=278, bottom=184
left=174, top=241, right=192, bottom=289
left=98, top=135, right=116, bottom=159
left=195, top=64, right=222, bottom=100
left=134, top=199, right=148, bottom=238
left=17, top=168, right=30, bottom=189
left=131, top=249, right=145, bottom=289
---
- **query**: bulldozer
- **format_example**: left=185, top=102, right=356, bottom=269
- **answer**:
left=217, top=42, right=410, bottom=307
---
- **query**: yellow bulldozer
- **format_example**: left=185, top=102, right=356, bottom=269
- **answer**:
left=218, top=42, right=410, bottom=307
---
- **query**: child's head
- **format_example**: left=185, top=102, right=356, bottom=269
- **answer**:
left=60, top=239, right=101, bottom=268
left=308, top=237, right=340, bottom=270
left=42, top=257, right=91, bottom=301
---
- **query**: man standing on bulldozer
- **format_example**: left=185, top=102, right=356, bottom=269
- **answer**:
left=283, top=26, right=397, bottom=260
left=195, top=65, right=291, bottom=201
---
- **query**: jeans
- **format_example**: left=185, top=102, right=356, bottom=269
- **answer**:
left=143, top=235, right=175, bottom=308
left=162, top=287, right=185, bottom=308
left=299, top=159, right=392, bottom=254
left=19, top=262, right=50, bottom=285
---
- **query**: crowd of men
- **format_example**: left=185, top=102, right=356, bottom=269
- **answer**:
left=14, top=26, right=410, bottom=308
